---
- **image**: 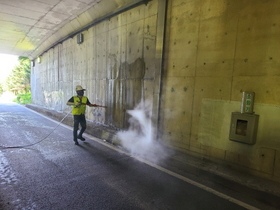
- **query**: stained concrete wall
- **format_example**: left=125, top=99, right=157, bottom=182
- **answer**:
left=160, top=0, right=280, bottom=182
left=31, top=0, right=159, bottom=129
left=31, top=0, right=280, bottom=182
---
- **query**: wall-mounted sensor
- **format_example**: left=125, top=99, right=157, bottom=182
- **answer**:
left=241, top=92, right=255, bottom=114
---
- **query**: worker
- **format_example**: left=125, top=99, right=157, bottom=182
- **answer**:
left=66, top=85, right=95, bottom=145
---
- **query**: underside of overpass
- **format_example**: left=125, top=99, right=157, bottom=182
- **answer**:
left=0, top=0, right=150, bottom=59
left=2, top=0, right=280, bottom=186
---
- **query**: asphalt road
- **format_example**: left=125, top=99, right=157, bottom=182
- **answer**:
left=0, top=103, right=261, bottom=210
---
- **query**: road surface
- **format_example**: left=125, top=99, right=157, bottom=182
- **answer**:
left=0, top=103, right=274, bottom=209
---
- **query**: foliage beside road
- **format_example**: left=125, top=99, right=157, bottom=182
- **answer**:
left=1, top=56, right=31, bottom=104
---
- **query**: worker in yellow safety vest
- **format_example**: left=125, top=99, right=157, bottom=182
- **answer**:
left=67, top=85, right=95, bottom=145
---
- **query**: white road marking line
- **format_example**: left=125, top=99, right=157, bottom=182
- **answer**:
left=86, top=135, right=260, bottom=210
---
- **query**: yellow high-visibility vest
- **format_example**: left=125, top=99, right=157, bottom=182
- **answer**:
left=72, top=96, right=88, bottom=115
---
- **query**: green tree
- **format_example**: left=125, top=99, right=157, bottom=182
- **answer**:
left=5, top=56, right=31, bottom=103
left=6, top=56, right=30, bottom=95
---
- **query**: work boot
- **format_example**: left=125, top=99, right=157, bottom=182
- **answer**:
left=77, top=136, right=85, bottom=141
left=74, top=139, right=79, bottom=145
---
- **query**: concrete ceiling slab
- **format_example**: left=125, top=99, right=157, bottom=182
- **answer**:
left=0, top=0, right=148, bottom=59
left=0, top=0, right=102, bottom=58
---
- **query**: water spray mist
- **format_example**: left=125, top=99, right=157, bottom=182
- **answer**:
left=117, top=100, right=168, bottom=163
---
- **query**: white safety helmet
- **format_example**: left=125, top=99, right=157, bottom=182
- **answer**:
left=76, top=85, right=85, bottom=91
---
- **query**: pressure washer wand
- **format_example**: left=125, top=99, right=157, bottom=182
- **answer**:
left=79, top=103, right=107, bottom=108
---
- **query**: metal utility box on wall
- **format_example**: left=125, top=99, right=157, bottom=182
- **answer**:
left=229, top=112, right=259, bottom=145
left=229, top=92, right=259, bottom=145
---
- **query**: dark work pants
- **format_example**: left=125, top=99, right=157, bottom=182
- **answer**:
left=73, top=114, right=86, bottom=141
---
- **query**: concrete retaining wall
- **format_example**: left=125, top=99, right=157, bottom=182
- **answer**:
left=31, top=0, right=280, bottom=182
left=160, top=0, right=280, bottom=182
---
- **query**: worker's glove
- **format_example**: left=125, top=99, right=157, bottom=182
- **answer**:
left=74, top=102, right=81, bottom=106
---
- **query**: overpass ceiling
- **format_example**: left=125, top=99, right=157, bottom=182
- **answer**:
left=0, top=0, right=103, bottom=58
